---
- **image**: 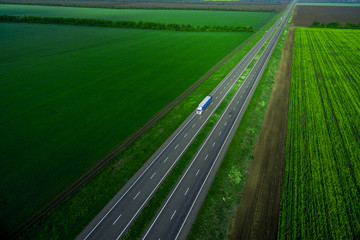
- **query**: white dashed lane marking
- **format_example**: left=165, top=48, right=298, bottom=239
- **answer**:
left=113, top=214, right=122, bottom=225
left=184, top=187, right=189, bottom=196
left=170, top=210, right=177, bottom=220
left=133, top=191, right=140, bottom=200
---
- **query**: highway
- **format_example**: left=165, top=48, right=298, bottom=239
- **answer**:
left=76, top=2, right=294, bottom=239
left=141, top=1, right=296, bottom=240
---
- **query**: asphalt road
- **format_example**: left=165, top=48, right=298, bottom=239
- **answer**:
left=76, top=3, right=293, bottom=239
left=141, top=2, right=296, bottom=240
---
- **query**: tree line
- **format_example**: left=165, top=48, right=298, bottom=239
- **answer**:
left=310, top=21, right=360, bottom=29
left=0, top=15, right=254, bottom=32
left=0, top=1, right=277, bottom=12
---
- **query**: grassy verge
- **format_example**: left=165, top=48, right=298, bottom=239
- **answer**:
left=187, top=9, right=293, bottom=240
left=17, top=12, right=281, bottom=240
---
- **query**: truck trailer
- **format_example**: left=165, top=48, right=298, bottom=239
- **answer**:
left=196, top=96, right=212, bottom=114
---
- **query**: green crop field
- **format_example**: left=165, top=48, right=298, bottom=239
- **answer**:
left=0, top=22, right=254, bottom=234
left=0, top=4, right=276, bottom=30
left=279, top=28, right=360, bottom=239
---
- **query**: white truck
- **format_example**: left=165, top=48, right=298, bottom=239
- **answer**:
left=196, top=96, right=212, bottom=114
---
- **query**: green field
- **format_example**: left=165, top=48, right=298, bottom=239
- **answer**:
left=0, top=4, right=276, bottom=30
left=279, top=28, right=360, bottom=239
left=0, top=22, right=254, bottom=234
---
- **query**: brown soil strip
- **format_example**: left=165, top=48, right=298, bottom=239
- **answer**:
left=292, top=5, right=360, bottom=27
left=230, top=27, right=294, bottom=240
left=0, top=0, right=287, bottom=12
left=7, top=16, right=278, bottom=240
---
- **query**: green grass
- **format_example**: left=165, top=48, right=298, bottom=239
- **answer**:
left=16, top=12, right=279, bottom=240
left=188, top=10, right=292, bottom=240
left=278, top=28, right=360, bottom=239
left=297, top=2, right=360, bottom=7
left=0, top=22, right=253, bottom=236
left=0, top=4, right=277, bottom=30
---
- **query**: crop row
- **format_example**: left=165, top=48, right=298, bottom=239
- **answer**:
left=278, top=28, right=360, bottom=239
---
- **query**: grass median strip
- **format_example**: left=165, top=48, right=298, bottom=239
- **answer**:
left=17, top=12, right=280, bottom=240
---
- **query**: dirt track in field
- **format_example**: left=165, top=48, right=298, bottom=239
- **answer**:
left=230, top=27, right=294, bottom=240
left=0, top=0, right=287, bottom=12
left=293, top=5, right=360, bottom=26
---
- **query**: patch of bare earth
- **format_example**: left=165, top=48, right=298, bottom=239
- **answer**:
left=293, top=5, right=360, bottom=26
left=0, top=0, right=288, bottom=12
left=230, top=27, right=294, bottom=240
